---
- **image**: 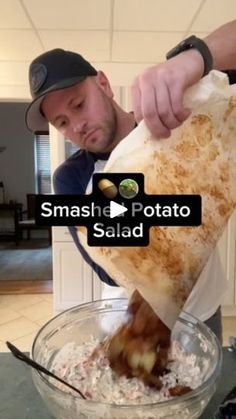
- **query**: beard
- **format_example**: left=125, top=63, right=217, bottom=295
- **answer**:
left=81, top=92, right=118, bottom=154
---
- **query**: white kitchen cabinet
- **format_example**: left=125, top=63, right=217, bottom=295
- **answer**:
left=52, top=226, right=107, bottom=313
left=53, top=239, right=93, bottom=313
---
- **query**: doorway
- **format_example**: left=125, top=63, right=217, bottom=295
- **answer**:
left=0, top=237, right=52, bottom=294
left=0, top=103, right=53, bottom=295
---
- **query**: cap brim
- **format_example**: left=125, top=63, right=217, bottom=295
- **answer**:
left=25, top=76, right=86, bottom=133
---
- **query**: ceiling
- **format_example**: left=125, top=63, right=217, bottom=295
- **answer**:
left=0, top=0, right=235, bottom=100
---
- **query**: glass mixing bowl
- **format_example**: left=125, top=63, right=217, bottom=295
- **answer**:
left=31, top=299, right=222, bottom=419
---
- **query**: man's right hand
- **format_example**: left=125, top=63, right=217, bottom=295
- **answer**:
left=131, top=49, right=204, bottom=139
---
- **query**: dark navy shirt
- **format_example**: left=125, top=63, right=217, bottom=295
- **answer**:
left=53, top=149, right=118, bottom=286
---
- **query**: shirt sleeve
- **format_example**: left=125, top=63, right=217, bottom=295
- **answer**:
left=223, top=69, right=236, bottom=84
left=53, top=161, right=118, bottom=287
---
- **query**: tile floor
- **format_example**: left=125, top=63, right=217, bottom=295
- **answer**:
left=0, top=294, right=53, bottom=352
left=0, top=293, right=235, bottom=352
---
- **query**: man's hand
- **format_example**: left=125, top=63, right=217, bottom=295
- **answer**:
left=131, top=49, right=204, bottom=139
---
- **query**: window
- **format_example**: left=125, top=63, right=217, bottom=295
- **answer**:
left=34, top=135, right=80, bottom=194
left=34, top=134, right=52, bottom=194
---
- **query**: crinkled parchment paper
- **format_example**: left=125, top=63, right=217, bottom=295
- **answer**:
left=78, top=71, right=236, bottom=328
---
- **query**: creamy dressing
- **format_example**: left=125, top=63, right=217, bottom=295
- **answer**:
left=51, top=337, right=203, bottom=404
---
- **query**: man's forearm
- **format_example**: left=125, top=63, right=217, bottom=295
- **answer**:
left=204, top=20, right=236, bottom=70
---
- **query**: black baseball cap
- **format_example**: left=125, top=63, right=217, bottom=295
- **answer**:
left=25, top=48, right=97, bottom=133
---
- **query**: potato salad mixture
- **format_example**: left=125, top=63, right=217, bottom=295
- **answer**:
left=51, top=337, right=204, bottom=404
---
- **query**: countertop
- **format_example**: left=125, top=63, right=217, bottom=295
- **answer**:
left=1, top=347, right=235, bottom=419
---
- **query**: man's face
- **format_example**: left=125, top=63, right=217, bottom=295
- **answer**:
left=41, top=72, right=117, bottom=153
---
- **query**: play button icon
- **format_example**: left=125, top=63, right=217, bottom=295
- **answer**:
left=110, top=201, right=128, bottom=218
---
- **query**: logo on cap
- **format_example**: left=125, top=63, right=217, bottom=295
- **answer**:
left=30, top=63, right=48, bottom=95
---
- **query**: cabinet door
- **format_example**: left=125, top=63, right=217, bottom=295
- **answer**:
left=92, top=271, right=104, bottom=300
left=52, top=226, right=73, bottom=242
left=53, top=242, right=93, bottom=312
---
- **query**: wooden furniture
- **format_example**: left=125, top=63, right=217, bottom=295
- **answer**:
left=0, top=202, right=22, bottom=245
left=17, top=194, right=51, bottom=245
left=0, top=280, right=53, bottom=295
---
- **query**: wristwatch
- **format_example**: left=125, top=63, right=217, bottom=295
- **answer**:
left=166, top=35, right=213, bottom=77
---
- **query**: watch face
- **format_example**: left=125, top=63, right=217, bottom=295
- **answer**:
left=166, top=36, right=197, bottom=60
left=180, top=36, right=196, bottom=50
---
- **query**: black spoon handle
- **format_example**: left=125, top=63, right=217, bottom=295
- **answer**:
left=6, top=341, right=86, bottom=400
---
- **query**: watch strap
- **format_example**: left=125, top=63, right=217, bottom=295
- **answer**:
left=166, top=35, right=213, bottom=77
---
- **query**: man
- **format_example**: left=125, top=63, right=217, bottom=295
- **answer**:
left=25, top=20, right=236, bottom=343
